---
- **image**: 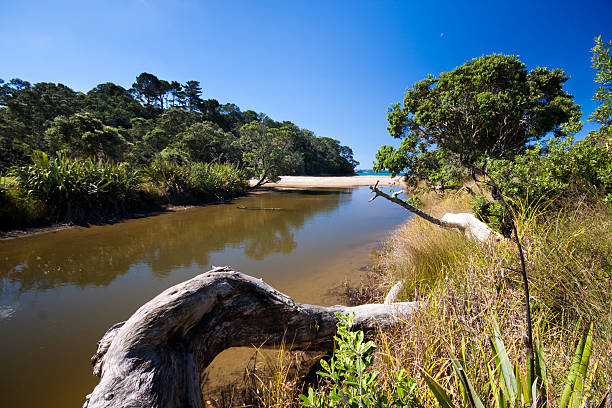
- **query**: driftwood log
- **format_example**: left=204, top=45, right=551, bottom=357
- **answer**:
left=369, top=182, right=502, bottom=243
left=83, top=267, right=417, bottom=408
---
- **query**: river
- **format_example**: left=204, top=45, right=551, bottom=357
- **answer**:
left=0, top=187, right=409, bottom=407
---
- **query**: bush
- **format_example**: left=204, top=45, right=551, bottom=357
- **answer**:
left=299, top=313, right=419, bottom=408
left=144, top=159, right=247, bottom=203
left=10, top=151, right=141, bottom=221
left=487, top=134, right=612, bottom=207
left=189, top=162, right=247, bottom=199
left=373, top=193, right=611, bottom=406
left=0, top=178, right=48, bottom=230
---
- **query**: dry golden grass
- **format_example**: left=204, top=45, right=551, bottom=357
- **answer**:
left=371, top=193, right=612, bottom=406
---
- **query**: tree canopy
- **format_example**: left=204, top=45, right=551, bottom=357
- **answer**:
left=0, top=72, right=358, bottom=175
left=376, top=54, right=581, bottom=185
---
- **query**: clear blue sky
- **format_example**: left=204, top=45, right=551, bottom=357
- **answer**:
left=1, top=0, right=610, bottom=167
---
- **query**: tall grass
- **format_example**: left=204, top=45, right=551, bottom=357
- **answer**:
left=143, top=159, right=248, bottom=203
left=372, top=193, right=611, bottom=406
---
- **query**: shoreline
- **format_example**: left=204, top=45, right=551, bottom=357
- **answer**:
left=249, top=175, right=403, bottom=188
left=0, top=176, right=402, bottom=240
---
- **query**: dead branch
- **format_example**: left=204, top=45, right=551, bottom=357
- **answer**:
left=369, top=182, right=502, bottom=243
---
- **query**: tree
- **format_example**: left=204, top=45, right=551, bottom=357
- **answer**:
left=239, top=121, right=300, bottom=188
left=0, top=79, right=83, bottom=156
left=45, top=112, right=127, bottom=160
left=374, top=54, right=581, bottom=396
left=156, top=107, right=200, bottom=138
left=84, top=82, right=145, bottom=128
left=183, top=80, right=203, bottom=112
left=173, top=121, right=238, bottom=163
left=168, top=81, right=185, bottom=108
left=377, top=54, right=580, bottom=178
left=590, top=36, right=612, bottom=139
left=131, top=73, right=172, bottom=109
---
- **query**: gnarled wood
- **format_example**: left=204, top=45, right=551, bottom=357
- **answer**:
left=83, top=267, right=417, bottom=408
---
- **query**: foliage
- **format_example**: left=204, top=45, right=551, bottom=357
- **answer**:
left=472, top=195, right=505, bottom=231
left=374, top=193, right=611, bottom=408
left=188, top=162, right=248, bottom=199
left=299, top=313, right=419, bottom=408
left=44, top=112, right=127, bottom=160
left=0, top=175, right=47, bottom=229
left=423, top=320, right=598, bottom=408
left=173, top=121, right=239, bottom=164
left=144, top=158, right=247, bottom=202
left=375, top=54, right=580, bottom=186
left=590, top=36, right=612, bottom=130
left=240, top=121, right=301, bottom=187
left=9, top=151, right=141, bottom=221
left=83, top=82, right=147, bottom=128
left=484, top=134, right=612, bottom=206
left=1, top=73, right=357, bottom=179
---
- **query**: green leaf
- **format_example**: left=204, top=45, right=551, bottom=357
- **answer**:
left=559, top=323, right=591, bottom=408
left=491, top=317, right=518, bottom=403
left=422, top=370, right=457, bottom=408
left=450, top=353, right=485, bottom=408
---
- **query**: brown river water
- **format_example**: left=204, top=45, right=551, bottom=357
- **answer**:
left=0, top=187, right=409, bottom=407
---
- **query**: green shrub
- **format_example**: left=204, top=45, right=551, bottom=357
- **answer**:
left=144, top=159, right=247, bottom=203
left=299, top=313, right=419, bottom=408
left=189, top=162, right=247, bottom=200
left=143, top=158, right=190, bottom=200
left=0, top=180, right=48, bottom=230
left=472, top=195, right=506, bottom=231
left=487, top=134, right=611, bottom=207
left=423, top=319, right=602, bottom=408
left=10, top=151, right=141, bottom=221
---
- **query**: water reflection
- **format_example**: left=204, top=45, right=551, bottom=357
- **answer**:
left=0, top=189, right=349, bottom=293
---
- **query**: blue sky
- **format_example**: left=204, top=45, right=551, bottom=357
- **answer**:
left=1, top=0, right=610, bottom=167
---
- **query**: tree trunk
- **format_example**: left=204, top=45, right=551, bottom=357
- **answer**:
left=83, top=267, right=417, bottom=408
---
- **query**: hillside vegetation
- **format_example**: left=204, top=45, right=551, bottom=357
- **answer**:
left=0, top=73, right=358, bottom=230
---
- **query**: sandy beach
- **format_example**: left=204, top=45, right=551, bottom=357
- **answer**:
left=249, top=175, right=403, bottom=188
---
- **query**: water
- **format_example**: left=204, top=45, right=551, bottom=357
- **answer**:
left=355, top=170, right=396, bottom=176
left=0, top=187, right=409, bottom=407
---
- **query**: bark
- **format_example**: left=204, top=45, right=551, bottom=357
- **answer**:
left=83, top=267, right=417, bottom=408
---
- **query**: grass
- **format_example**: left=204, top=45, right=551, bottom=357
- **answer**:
left=370, top=192, right=611, bottom=406
left=213, top=190, right=610, bottom=407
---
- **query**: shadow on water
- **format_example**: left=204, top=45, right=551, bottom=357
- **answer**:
left=0, top=189, right=349, bottom=294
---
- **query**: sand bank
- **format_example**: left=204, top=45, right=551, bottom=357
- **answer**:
left=250, top=175, right=403, bottom=188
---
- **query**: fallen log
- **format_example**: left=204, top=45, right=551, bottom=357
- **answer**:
left=369, top=182, right=503, bottom=243
left=83, top=267, right=417, bottom=408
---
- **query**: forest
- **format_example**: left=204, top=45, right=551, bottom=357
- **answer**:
left=0, top=72, right=358, bottom=229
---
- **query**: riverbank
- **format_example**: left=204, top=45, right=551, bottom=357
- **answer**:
left=245, top=191, right=611, bottom=407
left=0, top=203, right=197, bottom=240
left=249, top=175, right=403, bottom=188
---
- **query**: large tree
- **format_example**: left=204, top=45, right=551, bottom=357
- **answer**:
left=376, top=54, right=580, bottom=180
left=239, top=121, right=300, bottom=188
left=44, top=112, right=126, bottom=160
left=84, top=82, right=145, bottom=128
left=374, top=54, right=581, bottom=393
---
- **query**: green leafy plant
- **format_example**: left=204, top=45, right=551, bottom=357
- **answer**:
left=423, top=319, right=602, bottom=408
left=299, top=313, right=419, bottom=408
left=10, top=150, right=141, bottom=221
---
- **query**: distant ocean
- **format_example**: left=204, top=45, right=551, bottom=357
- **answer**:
left=355, top=170, right=394, bottom=176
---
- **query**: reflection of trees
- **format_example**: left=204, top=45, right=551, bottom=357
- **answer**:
left=0, top=190, right=349, bottom=293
